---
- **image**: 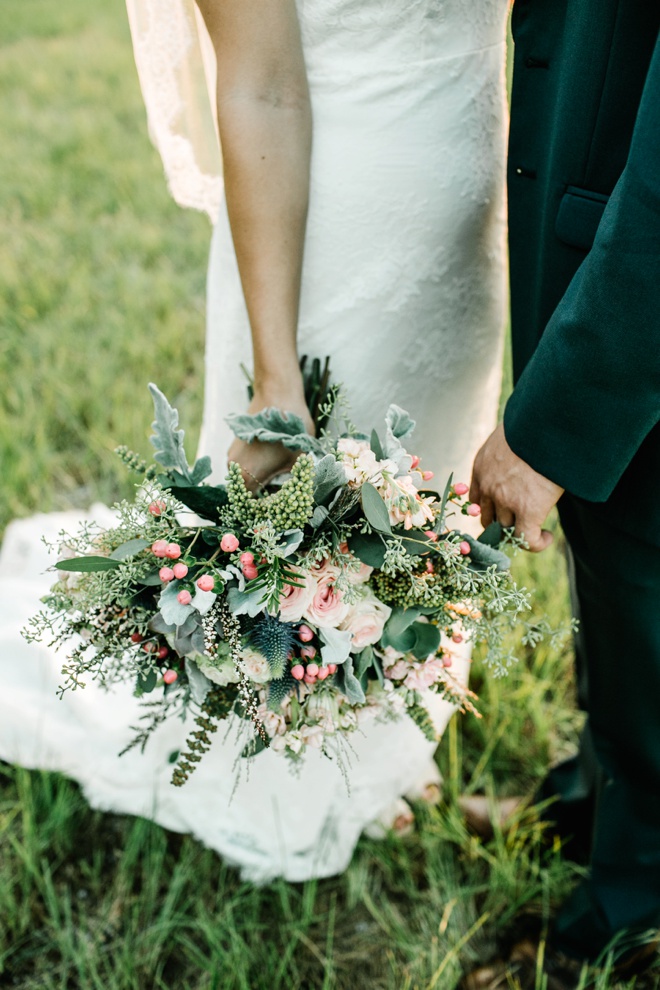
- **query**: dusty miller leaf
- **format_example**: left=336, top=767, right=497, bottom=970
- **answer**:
left=226, top=408, right=325, bottom=455
left=148, top=383, right=192, bottom=481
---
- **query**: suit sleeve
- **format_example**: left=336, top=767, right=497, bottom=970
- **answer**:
left=503, top=34, right=660, bottom=503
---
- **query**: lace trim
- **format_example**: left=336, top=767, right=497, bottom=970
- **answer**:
left=125, top=0, right=223, bottom=221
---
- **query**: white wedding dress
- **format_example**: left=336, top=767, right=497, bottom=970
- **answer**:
left=0, top=0, right=508, bottom=881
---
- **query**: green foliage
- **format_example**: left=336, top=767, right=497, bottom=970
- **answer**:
left=408, top=702, right=438, bottom=742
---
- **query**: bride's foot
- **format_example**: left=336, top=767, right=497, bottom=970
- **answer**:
left=365, top=797, right=415, bottom=839
left=404, top=760, right=443, bottom=805
left=457, top=794, right=526, bottom=840
left=227, top=386, right=315, bottom=491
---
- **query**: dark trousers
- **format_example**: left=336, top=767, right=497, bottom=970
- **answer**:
left=540, top=495, right=660, bottom=961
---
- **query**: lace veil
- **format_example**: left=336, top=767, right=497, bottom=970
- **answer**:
left=125, top=0, right=223, bottom=222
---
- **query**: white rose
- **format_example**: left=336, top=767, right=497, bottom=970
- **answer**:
left=340, top=589, right=391, bottom=651
left=300, top=724, right=325, bottom=749
left=195, top=654, right=240, bottom=686
left=238, top=647, right=272, bottom=684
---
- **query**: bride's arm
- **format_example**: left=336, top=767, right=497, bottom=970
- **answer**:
left=195, top=0, right=314, bottom=483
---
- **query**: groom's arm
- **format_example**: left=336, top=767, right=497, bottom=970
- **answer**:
left=472, top=34, right=660, bottom=548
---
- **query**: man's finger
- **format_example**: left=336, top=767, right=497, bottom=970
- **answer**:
left=479, top=495, right=496, bottom=529
left=517, top=521, right=554, bottom=553
left=495, top=506, right=515, bottom=530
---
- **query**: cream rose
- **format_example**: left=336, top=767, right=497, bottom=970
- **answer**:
left=238, top=647, right=272, bottom=684
left=195, top=654, right=240, bottom=687
left=340, top=590, right=391, bottom=651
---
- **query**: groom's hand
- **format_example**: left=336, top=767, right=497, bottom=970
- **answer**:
left=470, top=424, right=564, bottom=552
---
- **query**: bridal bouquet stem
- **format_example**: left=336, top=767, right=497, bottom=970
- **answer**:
left=26, top=374, right=541, bottom=786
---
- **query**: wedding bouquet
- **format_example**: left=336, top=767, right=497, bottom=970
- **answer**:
left=26, top=369, right=536, bottom=785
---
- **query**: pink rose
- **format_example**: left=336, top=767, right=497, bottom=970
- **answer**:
left=340, top=590, right=391, bottom=651
left=276, top=567, right=316, bottom=622
left=304, top=561, right=350, bottom=628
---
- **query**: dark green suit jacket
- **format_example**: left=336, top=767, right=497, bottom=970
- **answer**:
left=504, top=0, right=660, bottom=545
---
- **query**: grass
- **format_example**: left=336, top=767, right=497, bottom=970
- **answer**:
left=0, top=2, right=657, bottom=988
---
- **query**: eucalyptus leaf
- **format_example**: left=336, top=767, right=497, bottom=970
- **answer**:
left=148, top=383, right=192, bottom=481
left=355, top=645, right=375, bottom=679
left=370, top=429, right=385, bottom=461
left=347, top=531, right=387, bottom=568
left=55, top=556, right=121, bottom=573
left=411, top=621, right=441, bottom=660
left=435, top=472, right=455, bottom=532
left=136, top=669, right=157, bottom=695
left=361, top=482, right=392, bottom=535
left=110, top=538, right=151, bottom=561
left=137, top=571, right=164, bottom=587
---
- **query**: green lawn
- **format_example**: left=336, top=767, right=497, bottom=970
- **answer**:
left=0, top=3, right=656, bottom=988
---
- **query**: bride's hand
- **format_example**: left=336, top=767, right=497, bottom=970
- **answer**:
left=227, top=385, right=316, bottom=491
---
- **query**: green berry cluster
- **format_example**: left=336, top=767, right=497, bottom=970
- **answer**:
left=372, top=565, right=453, bottom=610
left=226, top=455, right=316, bottom=533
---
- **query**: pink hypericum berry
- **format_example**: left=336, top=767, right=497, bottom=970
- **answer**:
left=163, top=669, right=178, bottom=685
left=164, top=543, right=181, bottom=560
left=426, top=560, right=435, bottom=574
left=452, top=633, right=464, bottom=644
left=239, top=551, right=254, bottom=567
left=410, top=455, right=420, bottom=469
left=300, top=645, right=317, bottom=660
left=306, top=663, right=320, bottom=677
left=424, top=530, right=438, bottom=542
left=467, top=503, right=481, bottom=517
left=177, top=590, right=192, bottom=605
left=197, top=574, right=215, bottom=592
left=442, top=656, right=453, bottom=668
left=157, top=646, right=169, bottom=659
left=152, top=540, right=168, bottom=558
left=172, top=562, right=188, bottom=579
left=242, top=563, right=259, bottom=581
left=454, top=482, right=469, bottom=497
left=291, top=664, right=305, bottom=681
left=148, top=499, right=167, bottom=516
left=303, top=673, right=317, bottom=685
left=459, top=541, right=471, bottom=556
left=130, top=631, right=143, bottom=643
left=142, top=642, right=156, bottom=653
left=328, top=663, right=338, bottom=675
left=159, top=566, right=175, bottom=582
left=317, top=666, right=330, bottom=681
left=298, top=624, right=314, bottom=643
left=422, top=470, right=434, bottom=481
left=220, top=533, right=240, bottom=553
